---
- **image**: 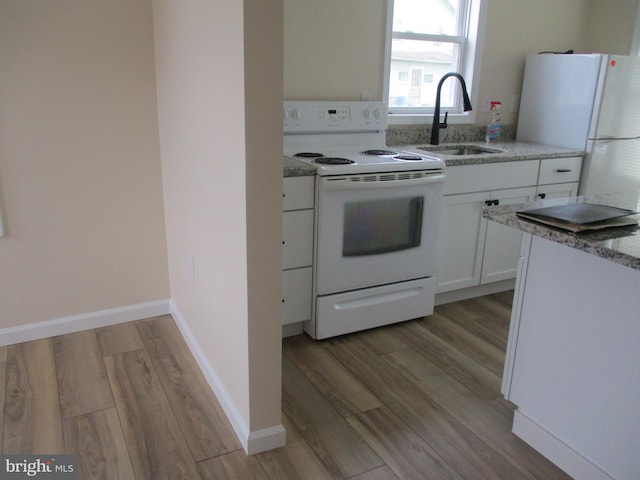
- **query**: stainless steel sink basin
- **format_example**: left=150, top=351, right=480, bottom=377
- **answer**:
left=417, top=144, right=505, bottom=156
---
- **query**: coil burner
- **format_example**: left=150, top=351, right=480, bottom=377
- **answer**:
left=361, top=149, right=398, bottom=156
left=314, top=157, right=355, bottom=165
left=394, top=154, right=423, bottom=161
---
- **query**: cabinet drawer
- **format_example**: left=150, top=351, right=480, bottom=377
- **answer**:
left=283, top=209, right=314, bottom=269
left=538, top=156, right=582, bottom=185
left=536, top=182, right=579, bottom=200
left=282, top=267, right=313, bottom=324
left=444, top=160, right=539, bottom=195
left=283, top=176, right=314, bottom=211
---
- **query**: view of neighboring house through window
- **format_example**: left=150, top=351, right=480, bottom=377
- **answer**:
left=385, top=0, right=483, bottom=116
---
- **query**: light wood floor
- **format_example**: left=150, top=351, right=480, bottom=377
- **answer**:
left=0, top=291, right=573, bottom=479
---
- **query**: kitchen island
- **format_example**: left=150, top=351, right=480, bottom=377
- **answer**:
left=484, top=192, right=640, bottom=480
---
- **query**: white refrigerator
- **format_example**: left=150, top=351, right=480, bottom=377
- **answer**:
left=516, top=53, right=640, bottom=197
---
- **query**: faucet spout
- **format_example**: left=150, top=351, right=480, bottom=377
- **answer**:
left=430, top=72, right=473, bottom=145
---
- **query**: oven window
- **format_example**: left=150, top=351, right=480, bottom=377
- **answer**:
left=343, top=196, right=423, bottom=256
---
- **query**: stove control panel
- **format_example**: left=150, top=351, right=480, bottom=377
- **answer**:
left=317, top=106, right=350, bottom=123
left=284, top=101, right=387, bottom=133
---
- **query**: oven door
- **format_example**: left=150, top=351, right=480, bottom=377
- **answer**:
left=315, top=171, right=445, bottom=295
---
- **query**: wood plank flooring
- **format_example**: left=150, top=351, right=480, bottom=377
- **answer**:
left=0, top=291, right=573, bottom=479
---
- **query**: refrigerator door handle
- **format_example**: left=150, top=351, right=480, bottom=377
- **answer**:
left=589, top=135, right=640, bottom=142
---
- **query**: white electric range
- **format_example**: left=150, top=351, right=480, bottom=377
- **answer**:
left=284, top=101, right=446, bottom=339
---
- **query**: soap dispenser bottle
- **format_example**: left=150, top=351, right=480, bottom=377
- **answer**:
left=485, top=101, right=502, bottom=143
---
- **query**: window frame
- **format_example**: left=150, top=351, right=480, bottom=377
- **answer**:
left=383, top=0, right=487, bottom=125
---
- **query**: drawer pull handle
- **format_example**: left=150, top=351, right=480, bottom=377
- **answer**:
left=538, top=193, right=547, bottom=199
left=555, top=168, right=572, bottom=173
left=485, top=200, right=500, bottom=206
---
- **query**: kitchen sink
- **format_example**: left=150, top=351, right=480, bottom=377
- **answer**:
left=418, top=144, right=506, bottom=156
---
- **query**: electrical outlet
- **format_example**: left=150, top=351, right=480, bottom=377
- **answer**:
left=482, top=95, right=492, bottom=112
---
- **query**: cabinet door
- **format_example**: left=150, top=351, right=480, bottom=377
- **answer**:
left=437, top=191, right=490, bottom=293
left=481, top=187, right=537, bottom=284
left=282, top=267, right=313, bottom=324
left=283, top=176, right=314, bottom=211
left=535, top=182, right=579, bottom=200
left=282, top=209, right=314, bottom=269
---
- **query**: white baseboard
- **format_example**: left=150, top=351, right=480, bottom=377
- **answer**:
left=246, top=425, right=287, bottom=455
left=512, top=410, right=614, bottom=480
left=282, top=321, right=304, bottom=338
left=0, top=299, right=170, bottom=347
left=435, top=279, right=515, bottom=306
left=170, top=300, right=286, bottom=455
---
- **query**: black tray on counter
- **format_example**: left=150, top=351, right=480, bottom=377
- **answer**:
left=516, top=203, right=638, bottom=233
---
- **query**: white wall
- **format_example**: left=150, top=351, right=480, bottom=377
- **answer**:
left=0, top=1, right=169, bottom=330
left=284, top=0, right=387, bottom=100
left=153, top=0, right=284, bottom=452
left=585, top=0, right=640, bottom=55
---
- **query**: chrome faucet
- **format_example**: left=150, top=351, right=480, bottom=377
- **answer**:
left=430, top=72, right=473, bottom=145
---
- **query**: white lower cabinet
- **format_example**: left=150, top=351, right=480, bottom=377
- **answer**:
left=436, top=156, right=582, bottom=295
left=535, top=182, right=579, bottom=200
left=535, top=156, right=582, bottom=201
left=282, top=209, right=313, bottom=270
left=481, top=187, right=537, bottom=283
left=437, top=191, right=489, bottom=292
left=282, top=267, right=313, bottom=325
left=282, top=176, right=315, bottom=328
left=437, top=186, right=536, bottom=293
left=537, top=156, right=582, bottom=186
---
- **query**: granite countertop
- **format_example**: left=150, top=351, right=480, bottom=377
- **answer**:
left=283, top=140, right=584, bottom=176
left=483, top=192, right=640, bottom=270
left=284, top=156, right=316, bottom=177
left=397, top=140, right=584, bottom=167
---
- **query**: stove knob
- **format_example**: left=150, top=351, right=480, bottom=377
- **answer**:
left=363, top=108, right=371, bottom=119
left=290, top=108, right=300, bottom=120
left=372, top=107, right=381, bottom=119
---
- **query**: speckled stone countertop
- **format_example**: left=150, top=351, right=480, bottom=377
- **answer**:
left=284, top=141, right=583, bottom=176
left=397, top=140, right=583, bottom=167
left=284, top=156, right=316, bottom=177
left=483, top=192, right=640, bottom=271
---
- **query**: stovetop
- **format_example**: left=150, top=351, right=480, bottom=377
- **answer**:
left=283, top=101, right=444, bottom=176
left=285, top=147, right=444, bottom=175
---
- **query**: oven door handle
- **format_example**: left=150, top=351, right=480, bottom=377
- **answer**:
left=320, top=173, right=446, bottom=191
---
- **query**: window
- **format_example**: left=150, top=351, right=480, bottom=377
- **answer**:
left=384, top=0, right=485, bottom=119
